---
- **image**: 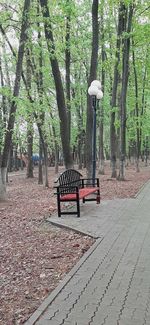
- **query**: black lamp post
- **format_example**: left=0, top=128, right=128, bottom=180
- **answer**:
left=88, top=80, right=103, bottom=183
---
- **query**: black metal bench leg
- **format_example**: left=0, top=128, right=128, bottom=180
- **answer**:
left=77, top=198, right=80, bottom=218
left=57, top=192, right=61, bottom=217
left=97, top=189, right=100, bottom=204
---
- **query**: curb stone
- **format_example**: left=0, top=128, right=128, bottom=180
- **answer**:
left=48, top=219, right=100, bottom=239
left=134, top=179, right=150, bottom=198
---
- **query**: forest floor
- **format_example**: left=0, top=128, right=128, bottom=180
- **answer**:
left=0, top=162, right=150, bottom=325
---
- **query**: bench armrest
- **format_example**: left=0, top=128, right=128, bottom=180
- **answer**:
left=81, top=178, right=99, bottom=187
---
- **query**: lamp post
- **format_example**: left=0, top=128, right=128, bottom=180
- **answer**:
left=88, top=80, right=103, bottom=183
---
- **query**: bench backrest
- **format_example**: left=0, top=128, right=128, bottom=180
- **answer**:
left=56, top=169, right=83, bottom=194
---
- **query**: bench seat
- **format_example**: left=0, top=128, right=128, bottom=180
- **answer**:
left=61, top=187, right=100, bottom=201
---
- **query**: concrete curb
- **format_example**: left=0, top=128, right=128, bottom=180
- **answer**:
left=24, top=236, right=103, bottom=325
left=48, top=219, right=99, bottom=239
left=134, top=179, right=150, bottom=198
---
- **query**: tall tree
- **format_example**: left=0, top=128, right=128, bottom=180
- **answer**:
left=98, top=1, right=105, bottom=175
left=132, top=39, right=140, bottom=172
left=65, top=0, right=71, bottom=144
left=26, top=49, right=34, bottom=178
left=40, top=0, right=73, bottom=169
left=0, top=54, right=7, bottom=165
left=36, top=3, right=49, bottom=187
left=85, top=0, right=99, bottom=178
left=118, top=2, right=134, bottom=180
left=110, top=2, right=125, bottom=178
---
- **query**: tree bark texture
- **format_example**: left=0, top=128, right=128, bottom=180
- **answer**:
left=77, top=107, right=84, bottom=170
left=26, top=49, right=34, bottom=178
left=37, top=19, right=49, bottom=187
left=85, top=0, right=99, bottom=178
left=132, top=40, right=140, bottom=172
left=65, top=1, right=71, bottom=144
left=26, top=126, right=34, bottom=178
left=99, top=5, right=105, bottom=175
left=54, top=143, right=59, bottom=174
left=140, top=47, right=148, bottom=157
left=99, top=103, right=105, bottom=175
left=0, top=167, right=7, bottom=200
left=0, top=56, right=5, bottom=162
left=40, top=0, right=73, bottom=169
left=119, top=3, right=134, bottom=180
left=38, top=140, right=43, bottom=184
left=110, top=2, right=125, bottom=178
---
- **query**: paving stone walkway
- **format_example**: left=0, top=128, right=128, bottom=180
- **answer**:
left=25, top=181, right=150, bottom=325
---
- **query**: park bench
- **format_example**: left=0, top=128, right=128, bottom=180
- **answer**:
left=54, top=169, right=100, bottom=218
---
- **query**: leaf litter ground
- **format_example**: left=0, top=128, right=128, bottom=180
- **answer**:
left=0, top=163, right=150, bottom=324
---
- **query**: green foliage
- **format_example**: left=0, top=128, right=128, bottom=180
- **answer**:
left=0, top=0, right=150, bottom=161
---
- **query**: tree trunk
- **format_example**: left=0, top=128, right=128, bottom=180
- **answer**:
left=0, top=53, right=7, bottom=174
left=98, top=4, right=105, bottom=175
left=0, top=55, right=7, bottom=131
left=26, top=125, right=34, bottom=178
left=38, top=140, right=43, bottom=184
left=65, top=0, right=71, bottom=144
left=43, top=144, right=49, bottom=187
left=145, top=136, right=148, bottom=167
left=0, top=167, right=7, bottom=200
left=7, top=145, right=13, bottom=172
left=132, top=40, right=140, bottom=172
left=0, top=109, right=2, bottom=164
left=0, top=0, right=31, bottom=200
left=99, top=104, right=105, bottom=174
left=77, top=102, right=83, bottom=170
left=19, top=147, right=24, bottom=171
left=118, top=3, right=134, bottom=180
left=140, top=48, right=148, bottom=157
left=26, top=49, right=34, bottom=178
left=14, top=145, right=19, bottom=171
left=40, top=0, right=73, bottom=169
left=110, top=2, right=125, bottom=178
left=54, top=143, right=59, bottom=174
left=37, top=15, right=49, bottom=187
left=85, top=0, right=99, bottom=178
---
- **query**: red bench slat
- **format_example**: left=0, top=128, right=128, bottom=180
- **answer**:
left=61, top=187, right=99, bottom=201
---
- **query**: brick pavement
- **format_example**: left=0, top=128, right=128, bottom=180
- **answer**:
left=25, top=180, right=150, bottom=325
